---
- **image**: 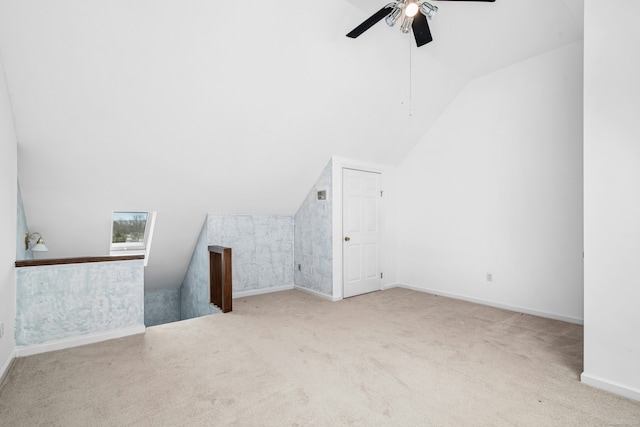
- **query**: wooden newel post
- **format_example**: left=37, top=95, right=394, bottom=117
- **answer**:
left=208, top=245, right=232, bottom=313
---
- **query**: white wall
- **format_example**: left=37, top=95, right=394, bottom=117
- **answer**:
left=582, top=0, right=640, bottom=400
left=0, top=56, right=17, bottom=379
left=0, top=1, right=584, bottom=294
left=15, top=183, right=33, bottom=261
left=0, top=0, right=421, bottom=293
left=396, top=42, right=584, bottom=323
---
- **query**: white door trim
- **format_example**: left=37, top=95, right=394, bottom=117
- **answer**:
left=331, top=156, right=388, bottom=300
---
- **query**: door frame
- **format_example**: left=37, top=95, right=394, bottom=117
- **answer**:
left=331, top=156, right=389, bottom=300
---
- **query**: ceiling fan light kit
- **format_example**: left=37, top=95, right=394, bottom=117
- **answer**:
left=347, top=0, right=495, bottom=47
left=404, top=2, right=421, bottom=18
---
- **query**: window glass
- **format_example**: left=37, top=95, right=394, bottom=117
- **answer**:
left=110, top=211, right=156, bottom=266
left=111, top=212, right=149, bottom=250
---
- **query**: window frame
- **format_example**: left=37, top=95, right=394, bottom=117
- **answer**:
left=109, top=212, right=155, bottom=258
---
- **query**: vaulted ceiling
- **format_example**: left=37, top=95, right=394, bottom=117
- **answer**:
left=0, top=0, right=583, bottom=290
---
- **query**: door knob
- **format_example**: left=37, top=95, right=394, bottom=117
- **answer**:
left=344, top=237, right=350, bottom=242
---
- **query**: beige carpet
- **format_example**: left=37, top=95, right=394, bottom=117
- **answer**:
left=1, top=287, right=639, bottom=426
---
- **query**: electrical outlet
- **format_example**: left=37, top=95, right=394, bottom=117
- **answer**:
left=486, top=273, right=493, bottom=282
left=298, top=264, right=301, bottom=271
left=0, top=321, right=4, bottom=339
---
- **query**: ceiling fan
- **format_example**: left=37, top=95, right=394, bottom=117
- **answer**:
left=346, top=0, right=496, bottom=47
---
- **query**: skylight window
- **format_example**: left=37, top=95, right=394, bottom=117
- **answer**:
left=110, top=211, right=157, bottom=265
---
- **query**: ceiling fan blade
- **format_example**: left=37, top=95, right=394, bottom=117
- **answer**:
left=412, top=13, right=433, bottom=47
left=434, top=0, right=495, bottom=2
left=346, top=6, right=394, bottom=39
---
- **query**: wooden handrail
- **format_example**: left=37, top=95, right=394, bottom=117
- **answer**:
left=15, top=255, right=144, bottom=268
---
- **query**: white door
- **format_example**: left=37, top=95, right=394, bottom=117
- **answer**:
left=343, top=168, right=382, bottom=298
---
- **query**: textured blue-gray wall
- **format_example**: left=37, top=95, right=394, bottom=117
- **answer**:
left=180, top=213, right=295, bottom=321
left=144, top=289, right=181, bottom=326
left=180, top=220, right=218, bottom=320
left=294, top=160, right=333, bottom=296
left=15, top=260, right=144, bottom=347
left=207, top=213, right=294, bottom=292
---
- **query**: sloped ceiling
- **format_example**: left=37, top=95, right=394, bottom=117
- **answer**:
left=0, top=0, right=583, bottom=290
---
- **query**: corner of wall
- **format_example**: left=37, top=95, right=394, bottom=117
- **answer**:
left=16, top=180, right=33, bottom=261
left=0, top=55, right=18, bottom=383
left=180, top=217, right=217, bottom=320
left=293, top=159, right=333, bottom=297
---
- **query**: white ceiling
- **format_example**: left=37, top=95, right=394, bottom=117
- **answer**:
left=0, top=0, right=583, bottom=290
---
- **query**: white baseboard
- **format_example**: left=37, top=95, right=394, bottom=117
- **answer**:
left=385, top=283, right=584, bottom=325
left=294, top=285, right=339, bottom=302
left=0, top=351, right=16, bottom=386
left=581, top=372, right=640, bottom=402
left=14, top=325, right=146, bottom=358
left=233, top=284, right=294, bottom=299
